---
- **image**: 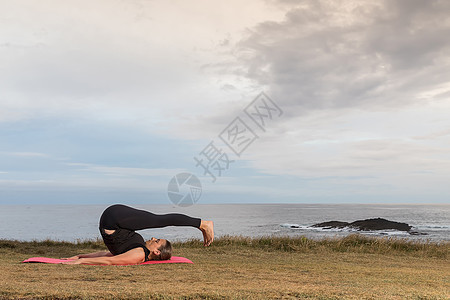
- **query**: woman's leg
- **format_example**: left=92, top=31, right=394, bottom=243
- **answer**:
left=99, top=204, right=213, bottom=246
left=99, top=204, right=201, bottom=231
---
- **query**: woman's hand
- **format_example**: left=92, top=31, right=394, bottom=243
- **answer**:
left=60, top=255, right=80, bottom=260
left=61, top=258, right=83, bottom=264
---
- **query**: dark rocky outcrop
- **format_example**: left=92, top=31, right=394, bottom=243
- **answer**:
left=312, top=217, right=417, bottom=233
left=311, top=221, right=349, bottom=229
left=349, top=218, right=411, bottom=231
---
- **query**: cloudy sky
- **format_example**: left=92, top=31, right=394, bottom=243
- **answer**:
left=1, top=0, right=449, bottom=205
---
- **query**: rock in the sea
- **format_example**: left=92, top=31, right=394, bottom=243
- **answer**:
left=312, top=221, right=349, bottom=228
left=408, top=231, right=428, bottom=235
left=349, top=218, right=412, bottom=232
left=312, top=218, right=413, bottom=232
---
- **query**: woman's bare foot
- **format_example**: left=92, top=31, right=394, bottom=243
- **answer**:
left=200, top=220, right=214, bottom=246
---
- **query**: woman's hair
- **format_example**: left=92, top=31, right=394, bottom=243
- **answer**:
left=152, top=240, right=172, bottom=260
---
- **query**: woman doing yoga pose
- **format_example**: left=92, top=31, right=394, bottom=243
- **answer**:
left=62, top=204, right=214, bottom=265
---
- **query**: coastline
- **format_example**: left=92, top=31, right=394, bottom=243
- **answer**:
left=1, top=203, right=449, bottom=243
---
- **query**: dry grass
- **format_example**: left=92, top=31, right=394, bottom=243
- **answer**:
left=0, top=235, right=449, bottom=299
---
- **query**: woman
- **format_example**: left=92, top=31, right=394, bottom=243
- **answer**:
left=62, top=204, right=214, bottom=265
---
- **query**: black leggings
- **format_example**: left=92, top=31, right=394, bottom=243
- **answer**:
left=99, top=204, right=201, bottom=231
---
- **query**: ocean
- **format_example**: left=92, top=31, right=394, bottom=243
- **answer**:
left=0, top=204, right=448, bottom=242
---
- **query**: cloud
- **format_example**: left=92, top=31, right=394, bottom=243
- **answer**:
left=0, top=152, right=49, bottom=157
left=1, top=0, right=450, bottom=203
left=0, top=0, right=284, bottom=133
left=242, top=99, right=450, bottom=175
left=65, top=162, right=186, bottom=178
left=228, top=0, right=450, bottom=113
left=180, top=0, right=450, bottom=202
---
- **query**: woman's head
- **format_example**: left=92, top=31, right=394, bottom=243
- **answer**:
left=146, top=237, right=172, bottom=260
left=155, top=239, right=172, bottom=260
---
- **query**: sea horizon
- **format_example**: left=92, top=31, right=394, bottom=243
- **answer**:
left=1, top=203, right=448, bottom=243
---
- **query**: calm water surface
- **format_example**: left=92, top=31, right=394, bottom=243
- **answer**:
left=0, top=204, right=448, bottom=242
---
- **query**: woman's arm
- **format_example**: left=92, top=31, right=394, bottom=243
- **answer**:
left=79, top=251, right=113, bottom=258
left=62, top=248, right=145, bottom=265
left=62, top=251, right=113, bottom=260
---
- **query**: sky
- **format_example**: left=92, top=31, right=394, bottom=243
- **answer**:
left=1, top=0, right=450, bottom=205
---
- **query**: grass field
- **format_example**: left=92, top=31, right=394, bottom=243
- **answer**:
left=0, top=234, right=449, bottom=299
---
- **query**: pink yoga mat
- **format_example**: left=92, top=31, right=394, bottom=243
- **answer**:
left=22, top=256, right=193, bottom=265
